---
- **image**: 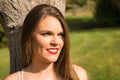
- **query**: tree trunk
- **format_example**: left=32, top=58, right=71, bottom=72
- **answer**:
left=0, top=0, right=66, bottom=74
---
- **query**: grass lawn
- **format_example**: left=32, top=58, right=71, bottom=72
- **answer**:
left=70, top=28, right=120, bottom=80
left=0, top=48, right=9, bottom=80
left=66, top=15, right=120, bottom=80
left=0, top=14, right=120, bottom=80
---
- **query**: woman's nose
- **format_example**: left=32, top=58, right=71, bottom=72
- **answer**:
left=50, top=36, right=59, bottom=46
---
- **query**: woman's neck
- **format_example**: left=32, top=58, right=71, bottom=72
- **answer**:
left=27, top=61, right=54, bottom=73
left=24, top=62, right=59, bottom=80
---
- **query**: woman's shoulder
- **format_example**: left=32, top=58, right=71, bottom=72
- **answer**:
left=4, top=72, right=19, bottom=80
left=73, top=64, right=88, bottom=80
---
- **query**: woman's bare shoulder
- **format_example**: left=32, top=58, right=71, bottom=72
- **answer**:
left=73, top=64, right=88, bottom=80
left=4, top=72, right=18, bottom=80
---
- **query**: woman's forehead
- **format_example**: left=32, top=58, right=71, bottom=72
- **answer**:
left=36, top=16, right=63, bottom=32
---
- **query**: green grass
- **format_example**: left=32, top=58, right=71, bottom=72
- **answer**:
left=0, top=48, right=9, bottom=80
left=66, top=14, right=120, bottom=80
left=69, top=28, right=120, bottom=80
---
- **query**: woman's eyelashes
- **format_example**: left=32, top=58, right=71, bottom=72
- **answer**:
left=40, top=31, right=52, bottom=36
left=58, top=32, right=64, bottom=38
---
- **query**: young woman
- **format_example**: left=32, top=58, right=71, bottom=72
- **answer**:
left=5, top=4, right=88, bottom=80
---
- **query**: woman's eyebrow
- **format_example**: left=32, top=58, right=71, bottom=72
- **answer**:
left=37, top=29, right=64, bottom=34
left=59, top=31, right=64, bottom=34
left=38, top=30, right=52, bottom=33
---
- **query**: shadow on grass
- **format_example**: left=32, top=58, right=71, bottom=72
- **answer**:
left=66, top=17, right=120, bottom=32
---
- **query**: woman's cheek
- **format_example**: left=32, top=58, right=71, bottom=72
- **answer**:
left=36, top=37, right=50, bottom=47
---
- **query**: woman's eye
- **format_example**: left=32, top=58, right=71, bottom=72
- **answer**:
left=58, top=33, right=64, bottom=38
left=41, top=32, right=51, bottom=36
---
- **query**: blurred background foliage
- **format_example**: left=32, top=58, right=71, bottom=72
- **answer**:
left=66, top=0, right=120, bottom=26
left=0, top=24, right=8, bottom=48
left=94, top=0, right=120, bottom=25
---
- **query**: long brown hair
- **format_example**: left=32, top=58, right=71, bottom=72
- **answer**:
left=21, top=4, right=79, bottom=80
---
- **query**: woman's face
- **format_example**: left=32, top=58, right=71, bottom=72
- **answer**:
left=32, top=16, right=64, bottom=63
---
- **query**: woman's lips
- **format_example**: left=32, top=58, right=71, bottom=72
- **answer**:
left=47, top=48, right=58, bottom=54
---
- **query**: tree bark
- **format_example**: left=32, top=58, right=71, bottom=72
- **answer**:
left=0, top=0, right=66, bottom=74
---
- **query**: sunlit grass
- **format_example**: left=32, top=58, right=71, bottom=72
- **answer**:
left=70, top=28, right=120, bottom=80
left=0, top=48, right=9, bottom=79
